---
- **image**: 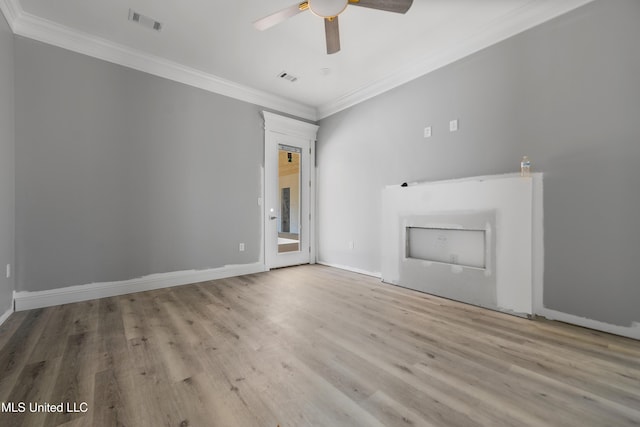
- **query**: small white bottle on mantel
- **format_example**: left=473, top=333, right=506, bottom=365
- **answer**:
left=520, top=156, right=531, bottom=177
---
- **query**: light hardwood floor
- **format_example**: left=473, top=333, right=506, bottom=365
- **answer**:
left=1, top=265, right=639, bottom=427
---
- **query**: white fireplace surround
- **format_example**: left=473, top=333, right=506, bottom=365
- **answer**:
left=381, top=173, right=543, bottom=317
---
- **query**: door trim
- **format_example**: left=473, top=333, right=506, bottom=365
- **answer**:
left=263, top=111, right=318, bottom=269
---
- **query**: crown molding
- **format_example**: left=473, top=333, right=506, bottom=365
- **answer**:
left=316, top=0, right=595, bottom=119
left=2, top=0, right=594, bottom=122
left=0, top=0, right=318, bottom=121
left=0, top=0, right=18, bottom=30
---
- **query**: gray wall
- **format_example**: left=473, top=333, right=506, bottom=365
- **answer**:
left=317, top=0, right=640, bottom=327
left=15, top=37, right=265, bottom=292
left=0, top=10, right=15, bottom=313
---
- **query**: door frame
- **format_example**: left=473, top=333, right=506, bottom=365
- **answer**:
left=262, top=111, right=319, bottom=269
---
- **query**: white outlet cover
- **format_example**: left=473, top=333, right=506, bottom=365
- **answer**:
left=449, top=119, right=459, bottom=132
left=424, top=126, right=432, bottom=138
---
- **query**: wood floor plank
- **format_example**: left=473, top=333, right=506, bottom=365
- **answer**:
left=1, top=358, right=61, bottom=427
left=0, top=311, right=30, bottom=350
left=92, top=369, right=132, bottom=427
left=44, top=333, right=94, bottom=427
left=0, top=308, right=52, bottom=402
left=198, top=349, right=284, bottom=427
left=1, top=265, right=639, bottom=427
left=361, top=390, right=436, bottom=427
left=124, top=336, right=184, bottom=426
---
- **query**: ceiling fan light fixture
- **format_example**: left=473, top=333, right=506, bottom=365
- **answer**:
left=309, top=0, right=348, bottom=18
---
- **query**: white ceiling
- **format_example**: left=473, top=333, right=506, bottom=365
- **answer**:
left=1, top=0, right=593, bottom=120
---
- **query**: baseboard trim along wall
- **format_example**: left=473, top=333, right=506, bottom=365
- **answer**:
left=537, top=307, right=640, bottom=341
left=0, top=305, right=13, bottom=327
left=317, top=261, right=382, bottom=279
left=14, top=263, right=267, bottom=311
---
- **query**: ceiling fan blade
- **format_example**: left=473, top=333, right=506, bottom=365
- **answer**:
left=324, top=17, right=341, bottom=54
left=349, top=0, right=413, bottom=14
left=253, top=2, right=308, bottom=31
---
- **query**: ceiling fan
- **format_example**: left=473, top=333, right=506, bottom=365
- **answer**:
left=253, top=0, right=413, bottom=54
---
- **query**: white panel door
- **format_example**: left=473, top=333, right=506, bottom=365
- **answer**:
left=263, top=112, right=318, bottom=269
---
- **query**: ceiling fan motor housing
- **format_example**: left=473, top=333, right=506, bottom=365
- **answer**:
left=309, top=0, right=349, bottom=18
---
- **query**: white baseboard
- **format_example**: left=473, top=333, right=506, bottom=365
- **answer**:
left=317, top=261, right=382, bottom=279
left=14, top=263, right=267, bottom=311
left=536, top=307, right=640, bottom=341
left=0, top=305, right=13, bottom=327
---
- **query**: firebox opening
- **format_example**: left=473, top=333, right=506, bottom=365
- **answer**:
left=406, top=227, right=486, bottom=269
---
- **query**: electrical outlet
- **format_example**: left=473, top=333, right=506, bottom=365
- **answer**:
left=239, top=243, right=245, bottom=252
left=423, top=126, right=432, bottom=138
left=449, top=119, right=459, bottom=132
left=348, top=241, right=355, bottom=250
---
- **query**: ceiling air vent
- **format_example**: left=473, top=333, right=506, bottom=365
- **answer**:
left=128, top=9, right=163, bottom=32
left=278, top=71, right=298, bottom=83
